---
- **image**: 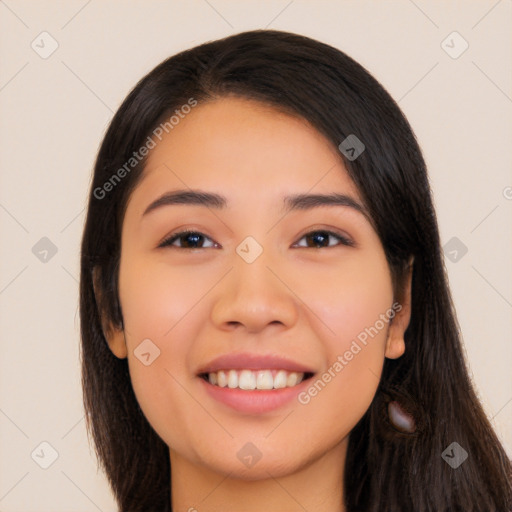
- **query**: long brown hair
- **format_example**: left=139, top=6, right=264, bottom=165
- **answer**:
left=80, top=29, right=512, bottom=511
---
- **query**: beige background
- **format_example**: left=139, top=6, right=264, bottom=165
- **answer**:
left=0, top=1, right=511, bottom=510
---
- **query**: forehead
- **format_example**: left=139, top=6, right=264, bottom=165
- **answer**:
left=128, top=96, right=362, bottom=213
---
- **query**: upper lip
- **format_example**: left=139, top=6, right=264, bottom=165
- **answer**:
left=196, top=352, right=316, bottom=375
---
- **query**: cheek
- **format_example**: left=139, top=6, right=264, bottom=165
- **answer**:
left=117, top=256, right=206, bottom=447
left=298, top=249, right=394, bottom=344
left=296, top=346, right=383, bottom=445
left=296, top=260, right=393, bottom=434
left=118, top=256, right=193, bottom=337
left=270, top=252, right=393, bottom=440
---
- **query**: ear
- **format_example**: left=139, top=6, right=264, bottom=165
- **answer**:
left=92, top=266, right=127, bottom=359
left=385, top=257, right=414, bottom=360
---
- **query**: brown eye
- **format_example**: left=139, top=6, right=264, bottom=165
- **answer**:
left=158, top=229, right=354, bottom=250
left=159, top=230, right=216, bottom=249
left=294, top=230, right=354, bottom=249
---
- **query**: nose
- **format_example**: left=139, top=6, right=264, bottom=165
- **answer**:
left=210, top=247, right=299, bottom=334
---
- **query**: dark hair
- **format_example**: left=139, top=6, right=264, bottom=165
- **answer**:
left=80, top=29, right=512, bottom=511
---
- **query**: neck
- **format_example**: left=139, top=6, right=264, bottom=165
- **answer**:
left=170, top=438, right=348, bottom=512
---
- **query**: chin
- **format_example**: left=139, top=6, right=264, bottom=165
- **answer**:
left=195, top=442, right=311, bottom=481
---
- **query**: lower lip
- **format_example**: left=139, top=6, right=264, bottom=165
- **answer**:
left=199, top=376, right=313, bottom=414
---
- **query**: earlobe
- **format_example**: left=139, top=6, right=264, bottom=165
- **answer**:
left=105, top=328, right=128, bottom=360
left=92, top=267, right=128, bottom=359
left=385, top=257, right=414, bottom=360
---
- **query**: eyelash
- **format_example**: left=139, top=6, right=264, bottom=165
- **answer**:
left=158, top=229, right=355, bottom=250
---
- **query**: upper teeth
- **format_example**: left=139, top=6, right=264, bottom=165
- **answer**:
left=207, top=369, right=305, bottom=390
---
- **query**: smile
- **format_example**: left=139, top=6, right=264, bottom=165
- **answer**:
left=200, top=369, right=314, bottom=390
left=196, top=352, right=316, bottom=413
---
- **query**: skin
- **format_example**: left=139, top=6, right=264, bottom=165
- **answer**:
left=96, top=97, right=413, bottom=512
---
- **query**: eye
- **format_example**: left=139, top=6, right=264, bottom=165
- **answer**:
left=158, top=230, right=217, bottom=249
left=158, top=229, right=354, bottom=250
left=293, top=230, right=355, bottom=249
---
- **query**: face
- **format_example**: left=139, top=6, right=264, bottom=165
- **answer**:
left=99, top=96, right=411, bottom=480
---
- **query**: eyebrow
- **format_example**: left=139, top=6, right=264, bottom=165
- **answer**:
left=142, top=189, right=369, bottom=219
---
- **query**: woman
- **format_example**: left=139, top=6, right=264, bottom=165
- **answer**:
left=79, top=29, right=511, bottom=511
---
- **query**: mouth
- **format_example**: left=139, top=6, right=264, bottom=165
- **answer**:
left=199, top=369, right=315, bottom=390
left=196, top=352, right=317, bottom=413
